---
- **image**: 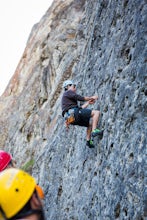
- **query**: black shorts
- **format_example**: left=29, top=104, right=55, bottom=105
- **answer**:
left=72, top=108, right=92, bottom=127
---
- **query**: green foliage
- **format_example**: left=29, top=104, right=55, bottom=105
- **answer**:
left=21, top=159, right=34, bottom=173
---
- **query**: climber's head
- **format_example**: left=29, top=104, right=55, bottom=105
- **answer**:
left=0, top=150, right=13, bottom=172
left=63, top=80, right=76, bottom=91
left=0, top=168, right=45, bottom=220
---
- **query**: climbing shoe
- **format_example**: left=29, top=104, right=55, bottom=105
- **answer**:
left=91, top=128, right=103, bottom=137
left=86, top=140, right=95, bottom=148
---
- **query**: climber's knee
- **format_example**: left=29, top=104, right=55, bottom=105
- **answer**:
left=91, top=110, right=100, bottom=117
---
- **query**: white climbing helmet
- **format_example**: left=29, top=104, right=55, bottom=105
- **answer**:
left=63, top=80, right=76, bottom=88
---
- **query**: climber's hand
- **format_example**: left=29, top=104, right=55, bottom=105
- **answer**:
left=89, top=99, right=95, bottom=104
left=91, top=95, right=98, bottom=100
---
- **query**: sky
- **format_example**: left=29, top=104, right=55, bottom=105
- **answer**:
left=0, top=0, right=53, bottom=96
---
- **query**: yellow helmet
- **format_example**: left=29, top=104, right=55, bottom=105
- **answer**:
left=0, top=168, right=36, bottom=219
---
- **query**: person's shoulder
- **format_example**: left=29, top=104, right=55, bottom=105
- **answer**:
left=63, top=90, right=72, bottom=96
left=67, top=90, right=75, bottom=94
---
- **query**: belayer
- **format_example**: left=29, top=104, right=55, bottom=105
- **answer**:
left=61, top=80, right=103, bottom=148
left=0, top=168, right=46, bottom=220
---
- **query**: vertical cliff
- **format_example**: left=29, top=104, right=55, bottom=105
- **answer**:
left=0, top=0, right=146, bottom=219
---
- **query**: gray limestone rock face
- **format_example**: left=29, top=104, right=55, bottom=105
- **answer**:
left=0, top=0, right=146, bottom=219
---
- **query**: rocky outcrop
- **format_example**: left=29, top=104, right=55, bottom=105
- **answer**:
left=0, top=0, right=146, bottom=219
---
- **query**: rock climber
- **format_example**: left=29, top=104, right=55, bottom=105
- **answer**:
left=0, top=150, right=44, bottom=200
left=61, top=79, right=103, bottom=148
left=0, top=168, right=46, bottom=220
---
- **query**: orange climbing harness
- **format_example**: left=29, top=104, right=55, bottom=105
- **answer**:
left=64, top=109, right=75, bottom=129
